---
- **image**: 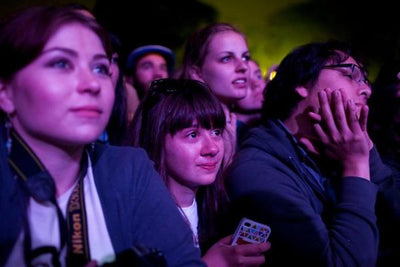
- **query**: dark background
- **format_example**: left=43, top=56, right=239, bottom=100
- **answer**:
left=1, top=0, right=399, bottom=79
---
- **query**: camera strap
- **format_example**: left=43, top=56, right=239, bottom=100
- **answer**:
left=66, top=169, right=90, bottom=267
left=7, top=130, right=91, bottom=267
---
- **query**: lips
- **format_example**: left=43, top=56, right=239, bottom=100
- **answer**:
left=71, top=106, right=102, bottom=117
left=232, top=78, right=247, bottom=87
left=197, top=162, right=219, bottom=171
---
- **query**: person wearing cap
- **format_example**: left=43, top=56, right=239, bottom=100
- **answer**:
left=125, top=44, right=175, bottom=100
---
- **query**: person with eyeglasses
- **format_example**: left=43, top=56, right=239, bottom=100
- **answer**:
left=224, top=40, right=396, bottom=266
left=125, top=78, right=270, bottom=267
left=0, top=5, right=205, bottom=267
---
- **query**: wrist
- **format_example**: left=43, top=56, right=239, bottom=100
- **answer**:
left=342, top=160, right=370, bottom=180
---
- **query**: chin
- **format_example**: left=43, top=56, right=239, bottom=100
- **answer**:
left=230, top=94, right=246, bottom=102
left=199, top=176, right=217, bottom=186
left=70, top=129, right=104, bottom=143
left=237, top=90, right=247, bottom=98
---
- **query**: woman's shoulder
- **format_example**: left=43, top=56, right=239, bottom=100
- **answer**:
left=92, top=143, right=150, bottom=163
left=89, top=143, right=161, bottom=192
left=90, top=143, right=156, bottom=177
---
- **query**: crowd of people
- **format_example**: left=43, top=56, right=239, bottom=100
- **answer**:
left=0, top=3, right=399, bottom=267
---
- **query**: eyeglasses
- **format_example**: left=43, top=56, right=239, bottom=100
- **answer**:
left=322, top=63, right=370, bottom=86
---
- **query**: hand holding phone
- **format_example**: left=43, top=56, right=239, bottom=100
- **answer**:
left=231, top=217, right=271, bottom=246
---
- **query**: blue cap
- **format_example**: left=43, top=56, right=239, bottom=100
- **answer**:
left=126, top=45, right=175, bottom=74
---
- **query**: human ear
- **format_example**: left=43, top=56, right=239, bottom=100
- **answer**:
left=295, top=85, right=309, bottom=98
left=188, top=65, right=205, bottom=82
left=0, top=80, right=15, bottom=114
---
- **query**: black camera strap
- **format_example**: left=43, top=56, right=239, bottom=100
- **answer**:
left=7, top=130, right=91, bottom=267
left=66, top=171, right=90, bottom=267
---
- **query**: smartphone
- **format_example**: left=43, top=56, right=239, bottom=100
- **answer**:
left=231, top=217, right=271, bottom=246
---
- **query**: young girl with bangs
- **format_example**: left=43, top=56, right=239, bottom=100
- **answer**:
left=126, top=78, right=270, bottom=267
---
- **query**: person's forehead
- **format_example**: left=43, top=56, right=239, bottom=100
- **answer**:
left=208, top=31, right=247, bottom=51
left=136, top=53, right=167, bottom=66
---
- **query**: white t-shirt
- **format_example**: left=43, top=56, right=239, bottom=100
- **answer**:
left=5, top=156, right=115, bottom=266
left=179, top=199, right=199, bottom=248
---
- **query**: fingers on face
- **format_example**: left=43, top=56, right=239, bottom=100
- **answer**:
left=316, top=90, right=335, bottom=142
left=345, top=98, right=360, bottom=133
left=318, top=89, right=363, bottom=137
left=358, top=105, right=369, bottom=132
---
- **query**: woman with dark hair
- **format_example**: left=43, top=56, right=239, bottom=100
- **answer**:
left=126, top=78, right=270, bottom=266
left=0, top=5, right=204, bottom=267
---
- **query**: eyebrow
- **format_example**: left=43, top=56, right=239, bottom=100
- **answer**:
left=41, top=47, right=109, bottom=61
left=218, top=50, right=250, bottom=55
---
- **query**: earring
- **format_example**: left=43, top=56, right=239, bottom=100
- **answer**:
left=5, top=119, right=12, bottom=155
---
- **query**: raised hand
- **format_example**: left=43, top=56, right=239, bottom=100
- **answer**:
left=301, top=89, right=370, bottom=180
